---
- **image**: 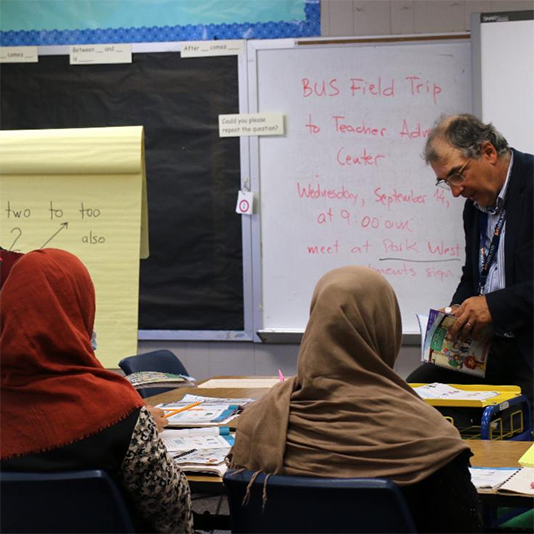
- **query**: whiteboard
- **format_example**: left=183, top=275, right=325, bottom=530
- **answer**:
left=248, top=37, right=472, bottom=336
left=473, top=11, right=534, bottom=153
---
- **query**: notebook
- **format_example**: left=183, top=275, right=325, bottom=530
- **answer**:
left=469, top=466, right=534, bottom=495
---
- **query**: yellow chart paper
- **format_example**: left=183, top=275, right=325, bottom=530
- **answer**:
left=0, top=126, right=149, bottom=367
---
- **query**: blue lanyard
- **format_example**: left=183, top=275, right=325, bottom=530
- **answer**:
left=478, top=209, right=506, bottom=295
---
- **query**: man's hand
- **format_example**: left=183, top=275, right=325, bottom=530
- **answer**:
left=146, top=404, right=169, bottom=432
left=448, top=296, right=493, bottom=340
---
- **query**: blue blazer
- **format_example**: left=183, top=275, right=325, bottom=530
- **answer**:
left=451, top=148, right=533, bottom=370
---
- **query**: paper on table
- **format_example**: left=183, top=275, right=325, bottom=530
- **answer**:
left=160, top=432, right=233, bottom=453
left=165, top=404, right=239, bottom=427
left=161, top=394, right=255, bottom=407
left=0, top=126, right=148, bottom=368
left=413, top=383, right=499, bottom=401
left=518, top=443, right=534, bottom=468
left=498, top=467, right=534, bottom=496
left=468, top=467, right=520, bottom=490
left=172, top=447, right=230, bottom=477
left=200, top=378, right=281, bottom=388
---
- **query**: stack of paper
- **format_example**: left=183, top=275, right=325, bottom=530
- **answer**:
left=126, top=371, right=196, bottom=389
left=158, top=394, right=255, bottom=427
left=157, top=394, right=256, bottom=475
left=173, top=448, right=230, bottom=477
left=160, top=431, right=234, bottom=454
left=414, top=383, right=499, bottom=402
left=160, top=428, right=234, bottom=476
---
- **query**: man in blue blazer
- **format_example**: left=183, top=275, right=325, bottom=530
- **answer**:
left=408, top=114, right=533, bottom=406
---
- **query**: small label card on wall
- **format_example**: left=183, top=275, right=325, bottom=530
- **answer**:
left=0, top=46, right=38, bottom=63
left=181, top=40, right=244, bottom=58
left=219, top=113, right=285, bottom=138
left=236, top=191, right=254, bottom=215
left=70, top=44, right=132, bottom=65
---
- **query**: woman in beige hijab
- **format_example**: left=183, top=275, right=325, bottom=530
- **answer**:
left=228, top=266, right=482, bottom=533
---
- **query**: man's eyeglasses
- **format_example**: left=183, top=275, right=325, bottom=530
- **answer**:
left=435, top=158, right=472, bottom=190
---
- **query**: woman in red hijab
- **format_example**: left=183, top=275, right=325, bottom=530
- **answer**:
left=0, top=249, right=193, bottom=533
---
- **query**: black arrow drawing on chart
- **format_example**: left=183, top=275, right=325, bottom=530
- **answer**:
left=40, top=222, right=69, bottom=249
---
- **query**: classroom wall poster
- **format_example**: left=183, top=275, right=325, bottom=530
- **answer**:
left=0, top=126, right=148, bottom=368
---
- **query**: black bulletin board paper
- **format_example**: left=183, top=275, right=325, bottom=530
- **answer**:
left=0, top=52, right=244, bottom=332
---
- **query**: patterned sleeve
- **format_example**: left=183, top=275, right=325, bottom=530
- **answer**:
left=120, top=407, right=194, bottom=534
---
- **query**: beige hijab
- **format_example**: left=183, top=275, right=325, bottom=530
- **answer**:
left=229, top=266, right=470, bottom=486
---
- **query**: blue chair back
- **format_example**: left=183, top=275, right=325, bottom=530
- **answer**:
left=119, top=349, right=189, bottom=398
left=223, top=469, right=417, bottom=533
left=0, top=469, right=135, bottom=533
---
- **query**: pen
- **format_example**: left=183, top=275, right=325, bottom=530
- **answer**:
left=278, top=369, right=285, bottom=382
left=173, top=448, right=197, bottom=459
left=164, top=400, right=203, bottom=417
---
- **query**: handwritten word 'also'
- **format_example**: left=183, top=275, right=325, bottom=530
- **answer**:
left=82, top=230, right=106, bottom=245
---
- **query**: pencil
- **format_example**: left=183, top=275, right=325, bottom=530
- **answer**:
left=163, top=400, right=203, bottom=417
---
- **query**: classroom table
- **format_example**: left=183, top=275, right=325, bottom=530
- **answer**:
left=147, top=377, right=533, bottom=526
left=147, top=376, right=276, bottom=493
left=147, top=377, right=276, bottom=530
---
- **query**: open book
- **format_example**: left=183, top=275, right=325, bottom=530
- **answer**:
left=417, top=310, right=490, bottom=378
left=469, top=467, right=534, bottom=496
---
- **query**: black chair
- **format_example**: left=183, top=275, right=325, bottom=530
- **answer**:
left=223, top=469, right=417, bottom=533
left=0, top=469, right=135, bottom=533
left=118, top=349, right=190, bottom=398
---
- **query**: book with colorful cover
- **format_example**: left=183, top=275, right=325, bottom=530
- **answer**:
left=419, top=309, right=490, bottom=378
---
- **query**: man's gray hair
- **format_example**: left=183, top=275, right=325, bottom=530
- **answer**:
left=424, top=113, right=509, bottom=163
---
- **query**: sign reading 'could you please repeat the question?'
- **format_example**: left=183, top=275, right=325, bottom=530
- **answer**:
left=219, top=113, right=285, bottom=137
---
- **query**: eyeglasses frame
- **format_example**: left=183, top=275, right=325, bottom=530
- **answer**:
left=435, top=157, right=472, bottom=190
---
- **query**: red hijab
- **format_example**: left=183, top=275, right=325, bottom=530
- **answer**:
left=0, top=248, right=24, bottom=289
left=0, top=248, right=144, bottom=460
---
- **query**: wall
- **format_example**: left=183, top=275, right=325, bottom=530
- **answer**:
left=136, top=0, right=533, bottom=381
left=321, top=0, right=533, bottom=36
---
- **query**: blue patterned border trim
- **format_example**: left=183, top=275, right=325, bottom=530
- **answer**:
left=0, top=0, right=319, bottom=46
